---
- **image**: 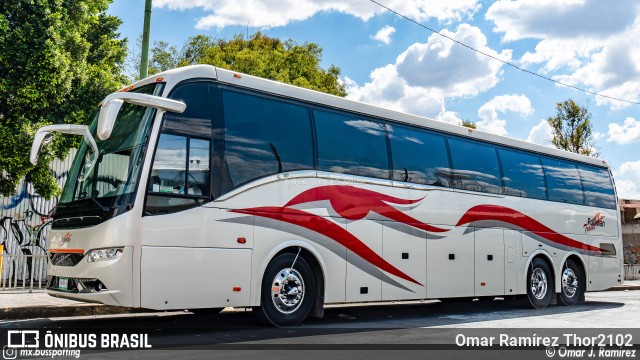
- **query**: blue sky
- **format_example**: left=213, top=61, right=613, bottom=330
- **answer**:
left=109, top=0, right=640, bottom=198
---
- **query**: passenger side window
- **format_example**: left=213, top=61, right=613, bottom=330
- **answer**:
left=448, top=138, right=502, bottom=194
left=387, top=124, right=451, bottom=187
left=579, top=165, right=616, bottom=209
left=498, top=148, right=546, bottom=199
left=222, top=90, right=314, bottom=188
left=541, top=157, right=584, bottom=205
left=315, top=110, right=389, bottom=179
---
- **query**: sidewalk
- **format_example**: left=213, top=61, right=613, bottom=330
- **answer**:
left=0, top=291, right=146, bottom=320
left=2, top=281, right=639, bottom=321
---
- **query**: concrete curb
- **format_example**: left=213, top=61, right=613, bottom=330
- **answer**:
left=0, top=304, right=147, bottom=320
left=605, top=285, right=640, bottom=291
left=1, top=285, right=637, bottom=321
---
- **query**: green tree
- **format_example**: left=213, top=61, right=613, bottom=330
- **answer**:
left=145, top=32, right=347, bottom=97
left=547, top=99, right=598, bottom=157
left=0, top=0, right=127, bottom=198
left=460, top=119, right=477, bottom=129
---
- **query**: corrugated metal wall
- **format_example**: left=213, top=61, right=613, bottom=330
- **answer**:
left=1, top=150, right=75, bottom=283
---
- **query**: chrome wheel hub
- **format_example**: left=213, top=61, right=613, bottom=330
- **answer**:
left=562, top=268, right=578, bottom=298
left=271, top=268, right=305, bottom=314
left=531, top=268, right=548, bottom=300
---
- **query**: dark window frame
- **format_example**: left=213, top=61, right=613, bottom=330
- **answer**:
left=143, top=80, right=216, bottom=216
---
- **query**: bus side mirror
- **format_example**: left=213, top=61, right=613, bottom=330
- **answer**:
left=97, top=98, right=124, bottom=141
left=29, top=131, right=55, bottom=165
left=30, top=125, right=99, bottom=181
left=97, top=92, right=186, bottom=141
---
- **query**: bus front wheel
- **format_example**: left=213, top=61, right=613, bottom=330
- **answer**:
left=557, top=259, right=584, bottom=306
left=519, top=258, right=554, bottom=309
left=254, top=253, right=315, bottom=326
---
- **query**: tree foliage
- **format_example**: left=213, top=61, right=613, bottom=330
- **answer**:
left=143, top=32, right=347, bottom=97
left=460, top=119, right=477, bottom=129
left=0, top=0, right=127, bottom=198
left=547, top=99, right=598, bottom=157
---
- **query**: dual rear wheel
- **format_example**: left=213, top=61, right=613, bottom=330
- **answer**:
left=520, top=258, right=584, bottom=308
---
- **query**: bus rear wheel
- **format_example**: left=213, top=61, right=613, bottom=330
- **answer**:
left=519, top=258, right=554, bottom=309
left=558, top=259, right=584, bottom=306
left=254, top=253, right=315, bottom=327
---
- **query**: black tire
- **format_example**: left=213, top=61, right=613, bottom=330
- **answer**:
left=253, top=253, right=315, bottom=327
left=557, top=259, right=584, bottom=306
left=519, top=258, right=554, bottom=309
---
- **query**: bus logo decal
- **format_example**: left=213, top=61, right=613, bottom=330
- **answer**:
left=583, top=213, right=605, bottom=232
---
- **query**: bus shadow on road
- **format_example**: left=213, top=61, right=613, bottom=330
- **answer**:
left=5, top=296, right=626, bottom=348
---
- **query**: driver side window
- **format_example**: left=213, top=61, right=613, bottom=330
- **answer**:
left=144, top=81, right=213, bottom=215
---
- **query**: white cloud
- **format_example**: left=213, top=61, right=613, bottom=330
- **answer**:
left=394, top=24, right=512, bottom=97
left=155, top=0, right=480, bottom=29
left=476, top=94, right=532, bottom=136
left=347, top=24, right=511, bottom=123
left=486, top=0, right=640, bottom=109
left=526, top=119, right=553, bottom=146
left=372, top=25, right=396, bottom=45
left=486, top=0, right=636, bottom=42
left=345, top=66, right=460, bottom=124
left=614, top=160, right=640, bottom=199
left=608, top=117, right=640, bottom=144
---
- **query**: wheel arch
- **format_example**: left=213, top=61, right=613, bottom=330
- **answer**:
left=524, top=250, right=556, bottom=291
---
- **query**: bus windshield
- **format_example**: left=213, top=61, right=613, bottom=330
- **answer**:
left=55, top=84, right=162, bottom=226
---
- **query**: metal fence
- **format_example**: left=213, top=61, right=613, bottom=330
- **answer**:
left=1, top=253, right=49, bottom=291
left=625, top=264, right=640, bottom=281
left=0, top=152, right=73, bottom=292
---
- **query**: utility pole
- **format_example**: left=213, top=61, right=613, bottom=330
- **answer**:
left=139, top=0, right=152, bottom=79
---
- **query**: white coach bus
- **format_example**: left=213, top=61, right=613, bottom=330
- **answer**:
left=31, top=65, right=622, bottom=326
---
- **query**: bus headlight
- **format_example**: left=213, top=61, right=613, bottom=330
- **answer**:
left=87, top=248, right=123, bottom=262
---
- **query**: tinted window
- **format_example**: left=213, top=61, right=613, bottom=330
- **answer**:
left=387, top=124, right=451, bottom=186
left=448, top=138, right=501, bottom=194
left=223, top=90, right=313, bottom=187
left=579, top=165, right=616, bottom=209
left=315, top=110, right=389, bottom=179
left=165, top=82, right=213, bottom=137
left=541, top=157, right=584, bottom=205
left=499, top=148, right=546, bottom=199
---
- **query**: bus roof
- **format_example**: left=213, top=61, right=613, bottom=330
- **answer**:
left=131, top=64, right=610, bottom=169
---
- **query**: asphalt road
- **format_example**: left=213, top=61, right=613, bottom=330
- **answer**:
left=1, top=291, right=639, bottom=360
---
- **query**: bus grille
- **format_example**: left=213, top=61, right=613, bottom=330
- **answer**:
left=50, top=253, right=84, bottom=266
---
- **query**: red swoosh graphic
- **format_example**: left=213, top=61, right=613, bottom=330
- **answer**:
left=286, top=185, right=447, bottom=233
left=232, top=206, right=423, bottom=286
left=457, top=205, right=602, bottom=253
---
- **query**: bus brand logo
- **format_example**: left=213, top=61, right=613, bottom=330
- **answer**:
left=56, top=232, right=72, bottom=246
left=584, top=213, right=605, bottom=232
